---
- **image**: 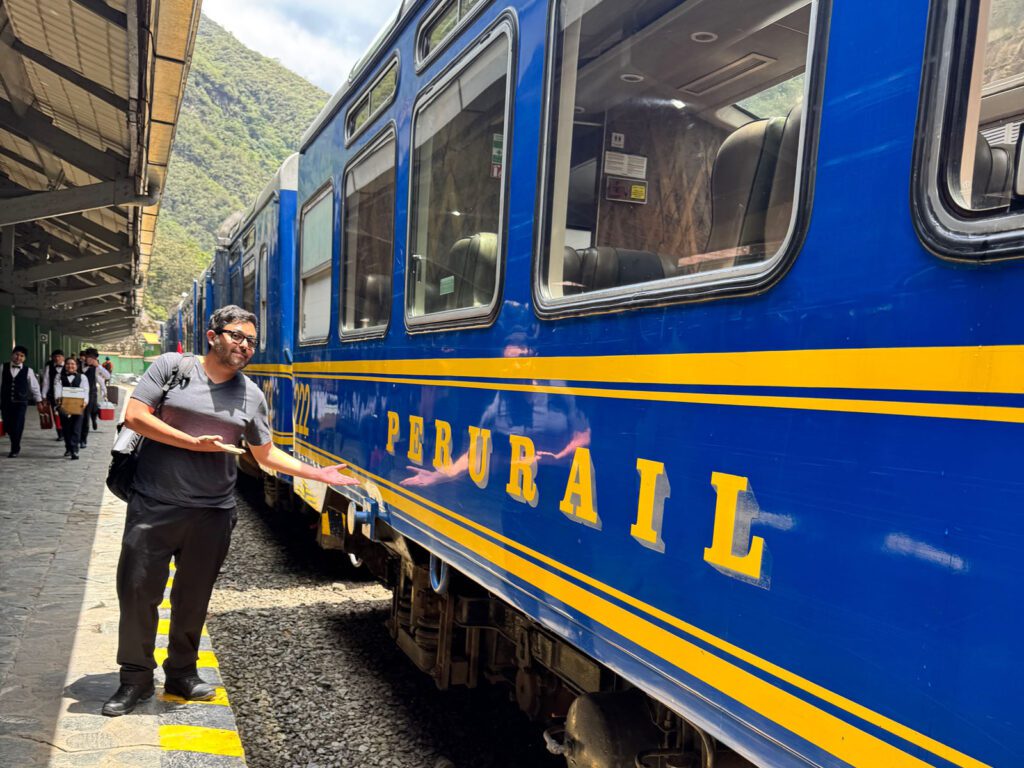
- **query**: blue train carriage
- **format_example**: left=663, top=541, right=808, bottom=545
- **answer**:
left=161, top=300, right=183, bottom=352
left=223, top=155, right=301, bottom=501
left=286, top=0, right=1024, bottom=766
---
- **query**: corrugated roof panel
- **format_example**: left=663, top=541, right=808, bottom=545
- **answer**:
left=23, top=64, right=129, bottom=153
left=71, top=5, right=129, bottom=94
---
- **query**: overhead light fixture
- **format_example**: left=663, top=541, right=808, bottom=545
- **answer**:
left=691, top=31, right=718, bottom=43
left=620, top=73, right=644, bottom=83
left=670, top=99, right=686, bottom=110
left=574, top=105, right=585, bottom=114
left=450, top=210, right=462, bottom=217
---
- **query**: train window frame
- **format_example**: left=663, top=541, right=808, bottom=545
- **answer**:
left=340, top=124, right=398, bottom=342
left=532, top=0, right=830, bottom=320
left=345, top=56, right=400, bottom=146
left=912, top=0, right=1024, bottom=261
left=404, top=16, right=516, bottom=334
left=415, top=0, right=492, bottom=73
left=258, top=244, right=268, bottom=352
left=298, top=182, right=335, bottom=345
left=242, top=255, right=256, bottom=314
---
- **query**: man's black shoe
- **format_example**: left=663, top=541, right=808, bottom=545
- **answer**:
left=102, top=682, right=154, bottom=716
left=164, top=675, right=217, bottom=701
left=7, top=451, right=18, bottom=458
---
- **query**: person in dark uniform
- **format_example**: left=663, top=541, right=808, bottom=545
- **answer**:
left=40, top=349, right=65, bottom=441
left=103, top=305, right=359, bottom=717
left=56, top=356, right=85, bottom=460
left=1, top=345, right=42, bottom=458
left=79, top=348, right=100, bottom=447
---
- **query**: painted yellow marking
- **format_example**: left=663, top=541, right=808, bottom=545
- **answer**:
left=291, top=438, right=989, bottom=768
left=160, top=598, right=171, bottom=609
left=159, top=725, right=244, bottom=757
left=245, top=363, right=293, bottom=375
left=159, top=687, right=231, bottom=706
left=297, top=373, right=1024, bottom=425
left=165, top=576, right=174, bottom=587
left=293, top=345, right=1024, bottom=394
left=157, top=619, right=208, bottom=637
left=169, top=562, right=176, bottom=572
left=154, top=649, right=219, bottom=668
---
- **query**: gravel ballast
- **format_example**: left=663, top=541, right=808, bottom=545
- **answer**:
left=207, top=484, right=565, bottom=768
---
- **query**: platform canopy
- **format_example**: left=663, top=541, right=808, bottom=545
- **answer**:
left=0, top=0, right=201, bottom=344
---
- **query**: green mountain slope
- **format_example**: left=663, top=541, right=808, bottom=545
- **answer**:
left=145, top=16, right=328, bottom=321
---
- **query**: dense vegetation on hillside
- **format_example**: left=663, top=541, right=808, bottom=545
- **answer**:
left=145, top=16, right=328, bottom=321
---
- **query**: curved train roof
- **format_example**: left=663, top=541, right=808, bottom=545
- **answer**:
left=300, top=0, right=420, bottom=152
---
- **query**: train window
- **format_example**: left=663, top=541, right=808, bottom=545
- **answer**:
left=537, top=0, right=821, bottom=315
left=299, top=185, right=334, bottom=342
left=242, top=257, right=256, bottom=313
left=341, top=131, right=396, bottom=337
left=914, top=0, right=1024, bottom=259
left=258, top=245, right=268, bottom=351
left=407, top=25, right=511, bottom=328
left=417, top=0, right=489, bottom=67
left=346, top=58, right=399, bottom=142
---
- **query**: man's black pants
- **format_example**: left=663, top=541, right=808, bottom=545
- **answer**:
left=116, top=492, right=236, bottom=685
left=1, top=402, right=27, bottom=453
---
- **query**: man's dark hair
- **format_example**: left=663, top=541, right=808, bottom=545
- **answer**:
left=12, top=345, right=28, bottom=355
left=207, top=305, right=257, bottom=333
left=52, top=349, right=64, bottom=357
left=84, top=347, right=99, bottom=358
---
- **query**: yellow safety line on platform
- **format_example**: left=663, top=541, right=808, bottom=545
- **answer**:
left=159, top=687, right=231, bottom=706
left=157, top=618, right=208, bottom=636
left=154, top=649, right=219, bottom=668
left=159, top=725, right=244, bottom=757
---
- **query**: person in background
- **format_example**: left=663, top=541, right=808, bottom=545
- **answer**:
left=102, top=305, right=359, bottom=717
left=1, top=345, right=42, bottom=458
left=79, top=348, right=100, bottom=444
left=103, top=357, right=114, bottom=374
left=40, top=349, right=65, bottom=441
left=56, top=356, right=85, bottom=460
left=92, top=350, right=111, bottom=416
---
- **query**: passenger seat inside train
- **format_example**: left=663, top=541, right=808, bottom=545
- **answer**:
left=424, top=232, right=498, bottom=313
left=561, top=104, right=802, bottom=295
left=972, top=132, right=1015, bottom=210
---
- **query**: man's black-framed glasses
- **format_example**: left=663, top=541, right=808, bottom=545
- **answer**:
left=215, top=328, right=258, bottom=348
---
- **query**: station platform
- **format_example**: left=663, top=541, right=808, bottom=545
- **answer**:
left=0, top=400, right=248, bottom=767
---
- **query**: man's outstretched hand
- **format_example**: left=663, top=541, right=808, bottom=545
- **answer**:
left=314, top=463, right=361, bottom=486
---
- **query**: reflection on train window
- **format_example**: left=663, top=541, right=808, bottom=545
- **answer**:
left=419, top=0, right=488, bottom=63
left=242, top=257, right=256, bottom=314
left=540, top=0, right=814, bottom=304
left=258, top=245, right=268, bottom=351
left=299, top=187, right=333, bottom=341
left=407, top=31, right=509, bottom=324
left=946, top=0, right=1024, bottom=214
left=347, top=59, right=398, bottom=140
left=342, top=133, right=396, bottom=335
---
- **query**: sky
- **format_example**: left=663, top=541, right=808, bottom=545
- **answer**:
left=201, top=0, right=400, bottom=94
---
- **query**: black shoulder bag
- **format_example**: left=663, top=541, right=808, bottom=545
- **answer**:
left=106, top=354, right=196, bottom=502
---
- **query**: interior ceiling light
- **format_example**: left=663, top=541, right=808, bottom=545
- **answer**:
left=691, top=31, right=718, bottom=43
left=574, top=105, right=585, bottom=114
left=670, top=99, right=686, bottom=109
left=620, top=73, right=644, bottom=83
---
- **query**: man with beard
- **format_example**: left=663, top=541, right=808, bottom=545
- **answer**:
left=103, top=305, right=358, bottom=716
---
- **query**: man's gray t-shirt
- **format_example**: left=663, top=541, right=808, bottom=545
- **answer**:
left=131, top=353, right=272, bottom=508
